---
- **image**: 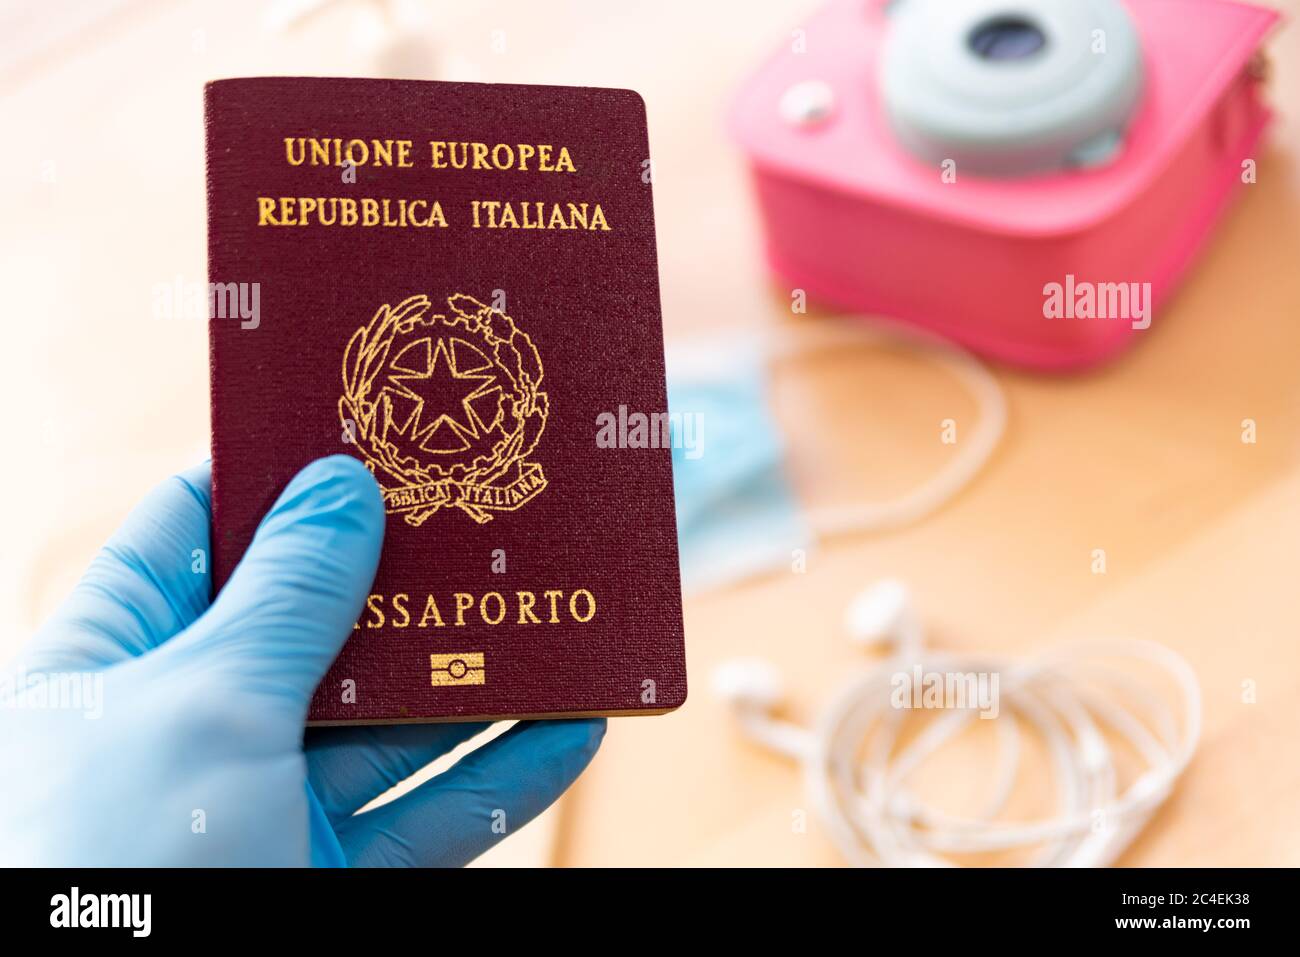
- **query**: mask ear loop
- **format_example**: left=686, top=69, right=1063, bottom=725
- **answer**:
left=764, top=318, right=1007, bottom=538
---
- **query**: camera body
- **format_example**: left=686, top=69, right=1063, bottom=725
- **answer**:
left=730, top=0, right=1280, bottom=370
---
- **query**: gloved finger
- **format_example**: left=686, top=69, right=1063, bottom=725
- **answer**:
left=335, top=718, right=606, bottom=867
left=305, top=722, right=490, bottom=823
left=170, top=455, right=384, bottom=710
left=22, top=462, right=214, bottom=671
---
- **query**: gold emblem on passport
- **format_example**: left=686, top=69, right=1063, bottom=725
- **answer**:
left=430, top=652, right=486, bottom=686
left=340, top=294, right=548, bottom=525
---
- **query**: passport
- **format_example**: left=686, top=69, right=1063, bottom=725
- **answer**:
left=205, top=77, right=686, bottom=724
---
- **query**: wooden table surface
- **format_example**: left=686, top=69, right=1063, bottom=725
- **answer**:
left=1, top=0, right=1297, bottom=866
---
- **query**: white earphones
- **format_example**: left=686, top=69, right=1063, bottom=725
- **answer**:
left=844, top=577, right=921, bottom=650
left=714, top=580, right=1202, bottom=867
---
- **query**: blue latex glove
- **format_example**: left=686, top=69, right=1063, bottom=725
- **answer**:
left=0, top=456, right=604, bottom=866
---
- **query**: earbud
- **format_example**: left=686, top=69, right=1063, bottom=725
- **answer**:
left=717, top=576, right=1202, bottom=867
left=713, top=658, right=812, bottom=760
left=711, top=658, right=784, bottom=712
left=844, top=578, right=921, bottom=651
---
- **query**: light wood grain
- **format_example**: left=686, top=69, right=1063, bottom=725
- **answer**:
left=1, top=0, right=1296, bottom=867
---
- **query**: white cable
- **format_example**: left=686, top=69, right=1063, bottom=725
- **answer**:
left=764, top=318, right=1007, bottom=539
left=714, top=582, right=1201, bottom=867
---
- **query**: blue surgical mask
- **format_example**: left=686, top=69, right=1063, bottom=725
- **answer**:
left=667, top=341, right=810, bottom=594
left=665, top=322, right=1007, bottom=594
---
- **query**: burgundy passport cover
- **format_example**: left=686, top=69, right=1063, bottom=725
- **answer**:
left=205, top=77, right=686, bottom=724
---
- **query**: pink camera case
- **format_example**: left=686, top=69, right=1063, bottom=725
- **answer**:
left=730, top=0, right=1280, bottom=370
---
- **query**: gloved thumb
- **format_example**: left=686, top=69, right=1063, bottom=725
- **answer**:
left=171, top=455, right=385, bottom=710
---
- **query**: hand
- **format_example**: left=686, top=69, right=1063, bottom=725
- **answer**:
left=0, top=455, right=604, bottom=866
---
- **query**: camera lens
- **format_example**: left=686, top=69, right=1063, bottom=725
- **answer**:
left=968, top=16, right=1047, bottom=61
left=881, top=0, right=1142, bottom=176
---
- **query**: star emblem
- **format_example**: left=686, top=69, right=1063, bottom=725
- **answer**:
left=380, top=334, right=504, bottom=454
